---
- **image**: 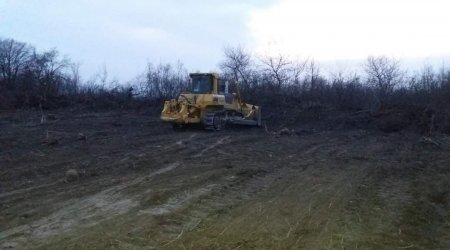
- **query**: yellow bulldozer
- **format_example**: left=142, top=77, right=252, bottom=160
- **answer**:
left=161, top=73, right=261, bottom=130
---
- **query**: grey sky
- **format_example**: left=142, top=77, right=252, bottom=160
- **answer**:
left=2, top=0, right=450, bottom=82
left=1, top=0, right=273, bottom=81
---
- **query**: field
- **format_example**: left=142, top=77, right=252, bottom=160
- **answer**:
left=1, top=110, right=450, bottom=249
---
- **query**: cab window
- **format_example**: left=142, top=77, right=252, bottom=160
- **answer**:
left=218, top=79, right=226, bottom=94
left=191, top=75, right=212, bottom=93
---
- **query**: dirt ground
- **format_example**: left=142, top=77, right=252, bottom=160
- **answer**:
left=1, top=110, right=450, bottom=249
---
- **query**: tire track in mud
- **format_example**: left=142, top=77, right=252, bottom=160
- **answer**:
left=193, top=136, right=230, bottom=158
left=145, top=136, right=337, bottom=247
left=2, top=130, right=382, bottom=249
left=335, top=166, right=417, bottom=249
left=148, top=165, right=301, bottom=247
left=158, top=132, right=391, bottom=249
left=0, top=133, right=200, bottom=207
left=34, top=133, right=303, bottom=248
left=159, top=136, right=371, bottom=249
left=0, top=162, right=182, bottom=246
left=138, top=184, right=218, bottom=216
left=0, top=134, right=234, bottom=249
left=323, top=136, right=450, bottom=249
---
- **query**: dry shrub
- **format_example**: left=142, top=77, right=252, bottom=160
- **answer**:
left=373, top=110, right=409, bottom=133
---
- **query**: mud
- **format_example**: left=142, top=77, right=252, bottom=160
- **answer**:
left=0, top=110, right=449, bottom=249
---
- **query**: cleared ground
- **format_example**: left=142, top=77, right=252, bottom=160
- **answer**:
left=1, top=110, right=449, bottom=249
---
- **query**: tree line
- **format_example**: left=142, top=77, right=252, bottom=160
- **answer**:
left=1, top=38, right=450, bottom=118
left=0, top=38, right=189, bottom=110
left=220, top=46, right=450, bottom=111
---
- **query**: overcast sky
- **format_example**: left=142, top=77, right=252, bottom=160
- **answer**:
left=1, top=0, right=450, bottom=81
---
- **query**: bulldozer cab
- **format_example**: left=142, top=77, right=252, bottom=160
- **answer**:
left=218, top=79, right=228, bottom=94
left=191, top=74, right=213, bottom=94
left=189, top=73, right=226, bottom=95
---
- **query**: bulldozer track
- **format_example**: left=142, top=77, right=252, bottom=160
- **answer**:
left=203, top=110, right=226, bottom=131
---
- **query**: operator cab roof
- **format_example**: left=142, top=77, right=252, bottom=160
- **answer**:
left=189, top=73, right=219, bottom=78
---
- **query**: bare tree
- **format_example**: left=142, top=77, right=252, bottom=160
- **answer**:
left=308, top=59, right=321, bottom=91
left=0, top=38, right=33, bottom=88
left=34, top=50, right=70, bottom=79
left=364, top=56, right=403, bottom=102
left=67, top=62, right=81, bottom=94
left=420, top=65, right=438, bottom=91
left=30, top=49, right=71, bottom=102
left=260, top=54, right=291, bottom=87
left=99, top=64, right=109, bottom=86
left=141, top=61, right=189, bottom=100
left=291, top=59, right=308, bottom=85
left=220, top=46, right=252, bottom=84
